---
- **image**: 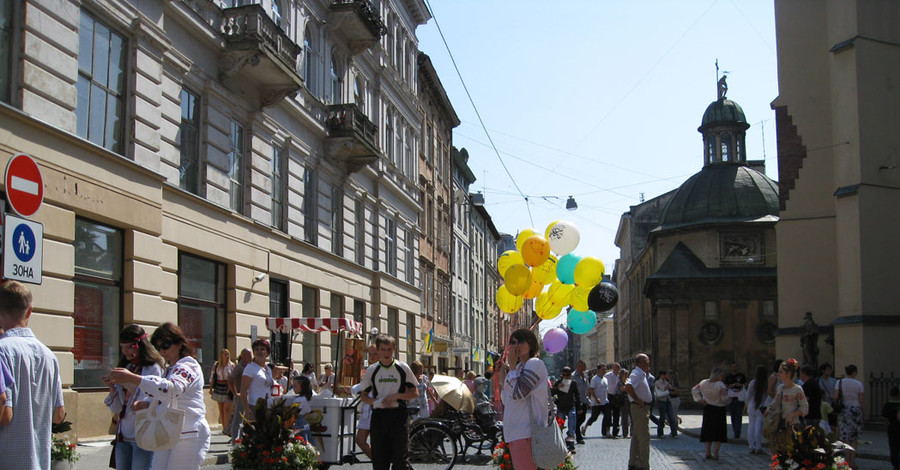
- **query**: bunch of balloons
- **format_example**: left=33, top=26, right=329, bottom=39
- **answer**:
left=494, top=221, right=620, bottom=353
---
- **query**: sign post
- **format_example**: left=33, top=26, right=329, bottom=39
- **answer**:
left=3, top=154, right=44, bottom=284
left=5, top=154, right=44, bottom=218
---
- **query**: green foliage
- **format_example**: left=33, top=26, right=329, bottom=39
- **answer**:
left=491, top=440, right=577, bottom=470
left=51, top=437, right=78, bottom=463
left=231, top=398, right=320, bottom=470
left=771, top=425, right=850, bottom=470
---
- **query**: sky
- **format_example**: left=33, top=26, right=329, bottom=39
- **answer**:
left=416, top=0, right=780, bottom=276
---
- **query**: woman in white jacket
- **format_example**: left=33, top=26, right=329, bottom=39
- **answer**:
left=101, top=325, right=164, bottom=470
left=109, top=322, right=210, bottom=470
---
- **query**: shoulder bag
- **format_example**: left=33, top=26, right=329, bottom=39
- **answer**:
left=530, top=380, right=569, bottom=469
left=134, top=391, right=186, bottom=452
left=762, top=388, right=785, bottom=440
left=832, top=379, right=845, bottom=414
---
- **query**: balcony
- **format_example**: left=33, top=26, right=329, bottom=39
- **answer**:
left=325, top=104, right=380, bottom=173
left=327, top=0, right=386, bottom=55
left=218, top=4, right=303, bottom=108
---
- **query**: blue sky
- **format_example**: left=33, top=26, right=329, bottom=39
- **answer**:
left=416, top=0, right=779, bottom=271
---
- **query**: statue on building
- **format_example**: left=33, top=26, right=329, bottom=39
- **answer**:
left=801, top=311, right=819, bottom=368
left=717, top=75, right=728, bottom=101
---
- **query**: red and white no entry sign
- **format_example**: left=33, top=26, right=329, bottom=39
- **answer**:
left=5, top=154, right=44, bottom=218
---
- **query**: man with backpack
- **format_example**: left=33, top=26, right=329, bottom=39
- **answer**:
left=359, top=334, right=419, bottom=470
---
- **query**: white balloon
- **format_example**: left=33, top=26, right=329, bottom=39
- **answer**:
left=546, top=220, right=580, bottom=255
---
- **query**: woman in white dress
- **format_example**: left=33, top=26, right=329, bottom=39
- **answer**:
left=102, top=324, right=164, bottom=470
left=241, top=339, right=284, bottom=420
left=108, top=322, right=210, bottom=470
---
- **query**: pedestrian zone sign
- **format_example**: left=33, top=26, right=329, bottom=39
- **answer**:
left=3, top=214, right=42, bottom=284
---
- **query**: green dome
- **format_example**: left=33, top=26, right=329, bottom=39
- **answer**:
left=701, top=99, right=748, bottom=127
left=658, top=163, right=778, bottom=230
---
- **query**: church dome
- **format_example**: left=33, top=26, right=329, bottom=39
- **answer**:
left=658, top=163, right=779, bottom=230
left=701, top=99, right=748, bottom=128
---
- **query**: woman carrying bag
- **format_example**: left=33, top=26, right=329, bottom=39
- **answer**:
left=101, top=325, right=164, bottom=470
left=209, top=349, right=234, bottom=433
left=108, top=323, right=210, bottom=470
left=765, top=359, right=808, bottom=453
left=496, top=328, right=550, bottom=470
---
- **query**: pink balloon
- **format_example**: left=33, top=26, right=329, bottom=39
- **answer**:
left=543, top=327, right=569, bottom=354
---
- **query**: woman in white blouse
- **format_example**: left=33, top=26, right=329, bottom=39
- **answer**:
left=241, top=339, right=285, bottom=420
left=108, top=322, right=210, bottom=470
left=834, top=364, right=865, bottom=468
left=692, top=367, right=729, bottom=460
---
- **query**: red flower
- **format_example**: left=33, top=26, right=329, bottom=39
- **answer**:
left=803, top=460, right=812, bottom=467
left=235, top=438, right=243, bottom=444
left=275, top=446, right=283, bottom=452
left=262, top=450, right=271, bottom=456
left=504, top=454, right=510, bottom=460
left=240, top=452, right=247, bottom=458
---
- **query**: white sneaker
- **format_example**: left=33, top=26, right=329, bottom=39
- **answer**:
left=565, top=435, right=575, bottom=443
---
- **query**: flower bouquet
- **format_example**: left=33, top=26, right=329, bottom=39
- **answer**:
left=771, top=425, right=851, bottom=470
left=491, top=439, right=577, bottom=470
left=231, top=398, right=320, bottom=470
left=51, top=420, right=78, bottom=469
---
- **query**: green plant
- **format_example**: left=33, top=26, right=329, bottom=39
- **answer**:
left=51, top=437, right=78, bottom=463
left=231, top=398, right=320, bottom=469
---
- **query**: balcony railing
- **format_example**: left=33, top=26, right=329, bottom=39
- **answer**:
left=326, top=104, right=380, bottom=173
left=328, top=0, right=386, bottom=54
left=219, top=4, right=303, bottom=106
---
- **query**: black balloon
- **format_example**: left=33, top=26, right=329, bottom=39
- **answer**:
left=588, top=281, right=619, bottom=312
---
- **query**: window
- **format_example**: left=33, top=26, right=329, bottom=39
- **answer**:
left=355, top=199, right=365, bottom=265
left=384, top=108, right=393, bottom=162
left=426, top=125, right=434, bottom=164
left=303, top=166, right=317, bottom=244
left=761, top=300, right=777, bottom=320
left=228, top=120, right=245, bottom=211
left=271, top=0, right=286, bottom=34
left=331, top=185, right=343, bottom=255
left=405, top=229, right=415, bottom=284
left=406, top=312, right=415, bottom=359
left=707, top=137, right=716, bottom=164
left=385, top=218, right=397, bottom=275
left=353, top=300, right=365, bottom=328
left=178, top=253, right=226, bottom=377
left=301, top=286, right=318, bottom=365
left=179, top=88, right=201, bottom=194
left=269, top=279, right=289, bottom=364
left=272, top=144, right=286, bottom=230
left=330, top=293, right=343, bottom=365
left=303, top=27, right=317, bottom=95
left=354, top=77, right=364, bottom=115
left=720, top=133, right=732, bottom=162
left=76, top=11, right=126, bottom=154
left=73, top=219, right=122, bottom=388
left=387, top=307, right=399, bottom=342
left=0, top=0, right=16, bottom=104
left=704, top=300, right=719, bottom=321
left=329, top=53, right=340, bottom=104
left=404, top=127, right=412, bottom=176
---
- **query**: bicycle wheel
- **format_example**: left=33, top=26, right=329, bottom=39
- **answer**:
left=408, top=424, right=457, bottom=470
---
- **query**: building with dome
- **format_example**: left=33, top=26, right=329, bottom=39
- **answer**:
left=613, top=79, right=779, bottom=384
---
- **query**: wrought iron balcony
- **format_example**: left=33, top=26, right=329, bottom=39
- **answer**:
left=325, top=104, right=380, bottom=173
left=327, top=0, right=386, bottom=55
left=219, top=4, right=303, bottom=107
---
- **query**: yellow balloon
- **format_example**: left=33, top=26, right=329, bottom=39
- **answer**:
left=532, top=255, right=558, bottom=284
left=535, top=291, right=549, bottom=313
left=521, top=235, right=551, bottom=267
left=496, top=286, right=524, bottom=314
left=536, top=292, right=564, bottom=320
left=504, top=264, right=533, bottom=296
left=547, top=280, right=575, bottom=308
left=515, top=229, right=538, bottom=252
left=571, top=285, right=592, bottom=311
left=497, top=250, right=525, bottom=276
left=573, top=257, right=605, bottom=286
left=523, top=278, right=544, bottom=299
left=544, top=220, right=562, bottom=239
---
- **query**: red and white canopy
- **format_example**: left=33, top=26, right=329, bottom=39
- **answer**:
left=266, top=317, right=363, bottom=335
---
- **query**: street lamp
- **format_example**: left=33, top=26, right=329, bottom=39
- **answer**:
left=566, top=196, right=578, bottom=211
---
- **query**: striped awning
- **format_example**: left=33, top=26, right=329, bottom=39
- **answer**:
left=266, top=317, right=363, bottom=335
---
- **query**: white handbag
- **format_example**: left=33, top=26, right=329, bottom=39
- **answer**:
left=134, top=392, right=185, bottom=451
left=530, top=381, right=569, bottom=469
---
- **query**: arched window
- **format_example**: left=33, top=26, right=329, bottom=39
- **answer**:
left=736, top=137, right=744, bottom=162
left=272, top=0, right=287, bottom=34
left=706, top=136, right=715, bottom=165
left=330, top=53, right=340, bottom=104
left=395, top=31, right=404, bottom=73
left=303, top=26, right=317, bottom=95
left=720, top=133, right=733, bottom=162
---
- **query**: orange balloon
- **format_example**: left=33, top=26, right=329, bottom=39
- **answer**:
left=524, top=278, right=544, bottom=299
left=516, top=229, right=538, bottom=252
left=521, top=235, right=551, bottom=267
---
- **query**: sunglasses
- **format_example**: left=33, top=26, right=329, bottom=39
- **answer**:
left=154, top=342, right=173, bottom=351
left=509, top=339, right=522, bottom=345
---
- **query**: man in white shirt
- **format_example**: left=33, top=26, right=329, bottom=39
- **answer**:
left=359, top=334, right=419, bottom=470
left=625, top=354, right=653, bottom=470
left=604, top=362, right=622, bottom=437
left=583, top=364, right=609, bottom=436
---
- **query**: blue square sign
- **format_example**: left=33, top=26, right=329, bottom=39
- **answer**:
left=3, top=214, right=42, bottom=284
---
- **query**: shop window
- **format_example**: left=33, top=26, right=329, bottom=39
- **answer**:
left=73, top=218, right=123, bottom=388
left=178, top=253, right=226, bottom=377
left=269, top=279, right=289, bottom=364
left=76, top=10, right=126, bottom=154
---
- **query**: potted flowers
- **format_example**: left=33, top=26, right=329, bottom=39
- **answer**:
left=231, top=398, right=320, bottom=470
left=771, top=425, right=851, bottom=470
left=51, top=420, right=78, bottom=470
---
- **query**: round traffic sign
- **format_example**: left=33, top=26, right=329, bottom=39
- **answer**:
left=5, top=154, right=44, bottom=217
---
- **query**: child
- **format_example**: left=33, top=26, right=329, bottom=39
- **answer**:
left=0, top=359, right=13, bottom=425
left=882, top=386, right=900, bottom=470
left=292, top=376, right=315, bottom=443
